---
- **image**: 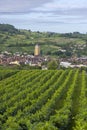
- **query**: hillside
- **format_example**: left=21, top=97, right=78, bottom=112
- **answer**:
left=0, top=24, right=87, bottom=57
left=0, top=69, right=87, bottom=129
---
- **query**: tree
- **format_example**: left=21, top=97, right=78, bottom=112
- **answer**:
left=47, top=60, right=58, bottom=70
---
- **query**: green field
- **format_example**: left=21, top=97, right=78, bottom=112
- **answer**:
left=0, top=69, right=87, bottom=130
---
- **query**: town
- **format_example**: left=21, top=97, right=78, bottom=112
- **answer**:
left=0, top=44, right=87, bottom=69
left=0, top=45, right=48, bottom=69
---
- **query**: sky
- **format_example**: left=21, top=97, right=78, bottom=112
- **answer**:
left=0, top=0, right=87, bottom=33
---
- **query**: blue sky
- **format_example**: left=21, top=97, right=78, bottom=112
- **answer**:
left=0, top=0, right=87, bottom=33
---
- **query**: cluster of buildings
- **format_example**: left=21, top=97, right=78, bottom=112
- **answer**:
left=0, top=45, right=48, bottom=67
left=60, top=61, right=87, bottom=68
left=0, top=44, right=87, bottom=69
left=60, top=56, right=87, bottom=68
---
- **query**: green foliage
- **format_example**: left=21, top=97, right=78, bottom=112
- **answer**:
left=0, top=69, right=18, bottom=80
left=0, top=24, right=18, bottom=34
left=0, top=69, right=87, bottom=130
left=33, top=122, right=58, bottom=130
left=73, top=71, right=87, bottom=130
left=3, top=117, right=21, bottom=130
left=47, top=60, right=58, bottom=70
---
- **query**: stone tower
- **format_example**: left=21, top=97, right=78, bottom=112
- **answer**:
left=34, top=44, right=40, bottom=56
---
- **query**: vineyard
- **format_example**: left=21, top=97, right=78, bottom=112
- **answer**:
left=0, top=69, right=87, bottom=130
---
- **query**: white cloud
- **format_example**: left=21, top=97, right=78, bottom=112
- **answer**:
left=0, top=0, right=53, bottom=13
left=0, top=0, right=87, bottom=33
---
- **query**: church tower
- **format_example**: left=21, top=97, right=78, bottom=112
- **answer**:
left=34, top=44, right=40, bottom=56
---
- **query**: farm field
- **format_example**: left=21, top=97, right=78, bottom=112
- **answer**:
left=0, top=69, right=87, bottom=130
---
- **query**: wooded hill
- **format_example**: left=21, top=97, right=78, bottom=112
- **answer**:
left=0, top=24, right=87, bottom=57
